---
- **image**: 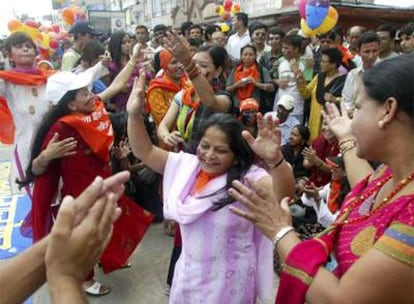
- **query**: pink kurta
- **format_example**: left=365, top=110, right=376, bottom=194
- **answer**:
left=163, top=152, right=274, bottom=304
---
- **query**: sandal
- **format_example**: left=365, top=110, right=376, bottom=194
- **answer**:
left=120, top=262, right=132, bottom=269
left=84, top=281, right=111, bottom=296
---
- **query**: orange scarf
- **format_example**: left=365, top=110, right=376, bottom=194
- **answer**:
left=146, top=73, right=190, bottom=113
left=0, top=69, right=54, bottom=86
left=59, top=100, right=114, bottom=162
left=182, top=87, right=199, bottom=111
left=191, top=170, right=218, bottom=195
left=233, top=64, right=259, bottom=101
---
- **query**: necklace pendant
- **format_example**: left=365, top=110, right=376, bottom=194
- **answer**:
left=31, top=88, right=38, bottom=97
left=28, top=105, right=35, bottom=115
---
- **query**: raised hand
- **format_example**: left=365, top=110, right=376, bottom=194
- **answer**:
left=302, top=147, right=319, bottom=164
left=131, top=43, right=146, bottom=64
left=242, top=113, right=283, bottom=164
left=162, top=130, right=184, bottom=148
left=322, top=102, right=353, bottom=141
left=163, top=30, right=192, bottom=66
left=126, top=72, right=146, bottom=116
left=44, top=133, right=77, bottom=160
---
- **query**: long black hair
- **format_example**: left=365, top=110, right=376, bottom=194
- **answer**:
left=192, top=113, right=255, bottom=211
left=108, top=31, right=129, bottom=69
left=17, top=90, right=78, bottom=188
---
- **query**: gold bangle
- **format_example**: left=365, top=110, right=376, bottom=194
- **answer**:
left=338, top=136, right=356, bottom=146
left=339, top=142, right=356, bottom=155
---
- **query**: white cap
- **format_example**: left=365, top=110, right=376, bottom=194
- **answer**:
left=46, top=71, right=93, bottom=105
left=277, top=94, right=295, bottom=111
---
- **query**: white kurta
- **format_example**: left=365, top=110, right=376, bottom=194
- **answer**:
left=0, top=79, right=50, bottom=194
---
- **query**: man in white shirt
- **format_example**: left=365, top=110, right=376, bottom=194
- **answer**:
left=226, top=12, right=251, bottom=60
left=342, top=32, right=380, bottom=111
left=265, top=94, right=300, bottom=145
left=249, top=22, right=271, bottom=62
left=274, top=35, right=305, bottom=123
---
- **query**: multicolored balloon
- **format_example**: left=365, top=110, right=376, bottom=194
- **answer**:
left=306, top=1, right=329, bottom=29
left=298, top=0, right=307, bottom=19
left=300, top=18, right=317, bottom=37
left=300, top=3, right=339, bottom=36
left=316, top=6, right=338, bottom=34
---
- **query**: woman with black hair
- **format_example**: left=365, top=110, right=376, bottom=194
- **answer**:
left=19, top=44, right=154, bottom=297
left=296, top=47, right=347, bottom=141
left=157, top=34, right=234, bottom=153
left=72, top=39, right=110, bottom=95
left=108, top=31, right=139, bottom=112
left=127, top=70, right=294, bottom=303
left=226, top=44, right=275, bottom=111
left=281, top=124, right=311, bottom=179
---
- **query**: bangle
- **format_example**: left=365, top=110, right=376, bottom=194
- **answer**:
left=338, top=135, right=355, bottom=146
left=340, top=143, right=356, bottom=155
left=266, top=156, right=284, bottom=170
left=273, top=226, right=295, bottom=249
left=127, top=60, right=136, bottom=68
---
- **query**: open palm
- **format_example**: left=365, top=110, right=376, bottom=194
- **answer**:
left=323, top=102, right=353, bottom=140
left=242, top=114, right=282, bottom=162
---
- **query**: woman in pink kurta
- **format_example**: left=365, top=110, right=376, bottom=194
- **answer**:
left=163, top=152, right=273, bottom=303
left=127, top=69, right=295, bottom=303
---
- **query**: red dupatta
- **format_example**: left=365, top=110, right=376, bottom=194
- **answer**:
left=59, top=100, right=113, bottom=162
left=233, top=64, right=259, bottom=101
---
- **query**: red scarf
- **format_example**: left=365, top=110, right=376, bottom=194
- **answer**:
left=145, top=73, right=189, bottom=113
left=0, top=69, right=54, bottom=85
left=0, top=97, right=14, bottom=144
left=59, top=101, right=114, bottom=162
left=233, top=64, right=259, bottom=101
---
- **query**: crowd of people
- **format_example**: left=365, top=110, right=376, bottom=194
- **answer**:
left=0, top=12, right=413, bottom=304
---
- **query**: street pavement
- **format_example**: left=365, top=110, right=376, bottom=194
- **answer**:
left=33, top=223, right=174, bottom=304
left=1, top=143, right=279, bottom=303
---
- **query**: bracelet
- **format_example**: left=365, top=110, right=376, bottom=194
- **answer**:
left=273, top=226, right=295, bottom=249
left=127, top=60, right=137, bottom=68
left=266, top=156, right=284, bottom=170
left=338, top=135, right=356, bottom=146
left=340, top=143, right=356, bottom=155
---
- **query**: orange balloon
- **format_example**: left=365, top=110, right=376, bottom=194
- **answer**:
left=8, top=19, right=22, bottom=32
left=62, top=8, right=75, bottom=25
left=222, top=11, right=231, bottom=21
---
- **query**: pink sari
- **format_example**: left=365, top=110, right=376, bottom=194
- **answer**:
left=276, top=165, right=414, bottom=303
